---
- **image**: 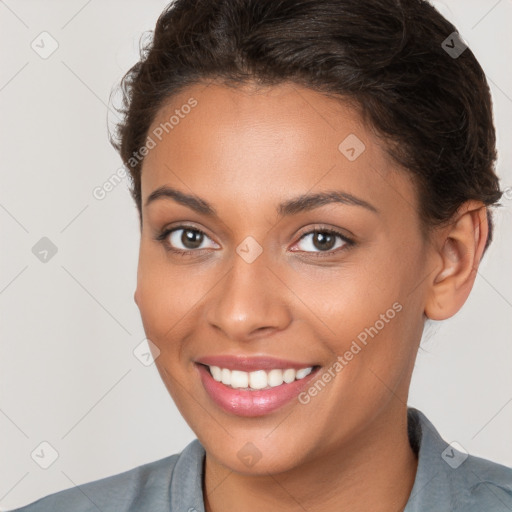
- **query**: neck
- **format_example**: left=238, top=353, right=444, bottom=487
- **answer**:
left=203, top=404, right=418, bottom=512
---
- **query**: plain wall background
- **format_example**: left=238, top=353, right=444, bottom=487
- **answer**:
left=1, top=0, right=511, bottom=509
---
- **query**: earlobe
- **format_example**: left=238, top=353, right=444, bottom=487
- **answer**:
left=424, top=201, right=488, bottom=321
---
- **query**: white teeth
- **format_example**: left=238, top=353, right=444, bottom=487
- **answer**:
left=267, top=369, right=283, bottom=387
left=283, top=368, right=296, bottom=383
left=207, top=365, right=314, bottom=390
left=210, top=366, right=222, bottom=382
left=230, top=370, right=249, bottom=389
left=249, top=370, right=268, bottom=390
left=296, top=367, right=313, bottom=379
left=221, top=368, right=231, bottom=386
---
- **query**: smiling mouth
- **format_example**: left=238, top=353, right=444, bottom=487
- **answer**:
left=196, top=361, right=323, bottom=417
left=199, top=363, right=321, bottom=391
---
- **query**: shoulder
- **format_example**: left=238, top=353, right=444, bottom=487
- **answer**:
left=458, top=451, right=512, bottom=511
left=406, top=408, right=512, bottom=512
left=7, top=442, right=196, bottom=512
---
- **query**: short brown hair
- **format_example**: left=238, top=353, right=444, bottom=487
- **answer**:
left=109, top=0, right=503, bottom=252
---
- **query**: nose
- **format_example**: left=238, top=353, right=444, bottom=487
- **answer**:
left=205, top=250, right=292, bottom=342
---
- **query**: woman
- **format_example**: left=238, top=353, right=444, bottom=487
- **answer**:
left=11, top=0, right=512, bottom=510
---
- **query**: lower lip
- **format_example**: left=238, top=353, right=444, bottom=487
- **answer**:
left=196, top=363, right=320, bottom=417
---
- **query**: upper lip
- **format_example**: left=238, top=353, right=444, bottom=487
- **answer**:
left=195, top=355, right=318, bottom=372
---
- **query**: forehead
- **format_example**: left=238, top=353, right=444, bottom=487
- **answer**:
left=140, top=81, right=416, bottom=218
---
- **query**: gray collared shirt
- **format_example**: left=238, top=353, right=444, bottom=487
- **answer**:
left=9, top=408, right=512, bottom=511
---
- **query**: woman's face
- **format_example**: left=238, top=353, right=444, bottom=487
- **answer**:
left=135, top=81, right=432, bottom=474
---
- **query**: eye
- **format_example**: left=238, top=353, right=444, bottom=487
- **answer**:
left=155, top=224, right=354, bottom=258
left=291, top=228, right=353, bottom=257
left=155, top=225, right=218, bottom=255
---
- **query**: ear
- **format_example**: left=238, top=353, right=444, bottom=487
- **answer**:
left=424, top=200, right=488, bottom=321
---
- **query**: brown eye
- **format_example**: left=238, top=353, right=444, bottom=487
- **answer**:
left=294, top=229, right=350, bottom=255
left=167, top=227, right=216, bottom=251
left=177, top=228, right=204, bottom=249
left=311, top=231, right=337, bottom=251
left=155, top=225, right=219, bottom=255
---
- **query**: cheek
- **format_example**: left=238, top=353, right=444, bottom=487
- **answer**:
left=311, top=250, right=417, bottom=368
left=135, top=249, right=212, bottom=356
left=135, top=252, right=181, bottom=344
left=301, top=257, right=394, bottom=328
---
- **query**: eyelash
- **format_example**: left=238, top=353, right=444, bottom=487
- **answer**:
left=154, top=224, right=355, bottom=259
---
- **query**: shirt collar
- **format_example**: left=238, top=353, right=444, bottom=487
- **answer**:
left=168, top=407, right=468, bottom=512
left=404, top=407, right=482, bottom=511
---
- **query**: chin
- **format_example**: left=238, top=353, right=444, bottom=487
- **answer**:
left=200, top=432, right=308, bottom=475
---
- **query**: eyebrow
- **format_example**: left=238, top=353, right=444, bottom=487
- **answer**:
left=144, top=185, right=379, bottom=217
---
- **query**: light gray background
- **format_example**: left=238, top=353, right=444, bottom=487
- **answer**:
left=0, top=0, right=511, bottom=509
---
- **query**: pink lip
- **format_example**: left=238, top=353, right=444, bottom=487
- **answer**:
left=196, top=362, right=320, bottom=417
left=195, top=354, right=317, bottom=371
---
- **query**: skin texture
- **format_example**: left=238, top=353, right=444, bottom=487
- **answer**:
left=134, top=81, right=488, bottom=512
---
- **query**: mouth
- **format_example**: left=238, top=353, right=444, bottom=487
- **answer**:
left=195, top=359, right=322, bottom=417
left=201, top=363, right=317, bottom=390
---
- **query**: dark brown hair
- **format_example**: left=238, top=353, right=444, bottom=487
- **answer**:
left=109, top=0, right=503, bottom=252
